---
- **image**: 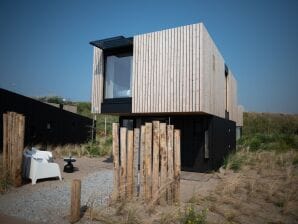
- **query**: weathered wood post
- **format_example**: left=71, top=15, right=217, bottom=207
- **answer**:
left=159, top=123, right=167, bottom=204
left=3, top=112, right=25, bottom=187
left=152, top=121, right=160, bottom=202
left=120, top=127, right=127, bottom=199
left=111, top=121, right=180, bottom=204
left=2, top=114, right=8, bottom=174
left=167, top=125, right=174, bottom=204
left=126, top=130, right=134, bottom=199
left=112, top=123, right=119, bottom=200
left=174, top=129, right=181, bottom=202
left=144, top=123, right=152, bottom=201
left=133, top=128, right=140, bottom=197
left=139, top=125, right=146, bottom=199
left=14, top=114, right=25, bottom=187
left=70, top=179, right=81, bottom=223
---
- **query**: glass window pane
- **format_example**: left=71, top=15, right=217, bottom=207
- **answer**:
left=105, top=55, right=132, bottom=99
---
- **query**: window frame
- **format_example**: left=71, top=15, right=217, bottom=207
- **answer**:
left=103, top=46, right=133, bottom=101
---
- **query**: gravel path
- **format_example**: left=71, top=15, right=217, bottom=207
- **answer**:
left=0, top=161, right=113, bottom=224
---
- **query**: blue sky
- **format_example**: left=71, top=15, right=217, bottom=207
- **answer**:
left=0, top=0, right=297, bottom=113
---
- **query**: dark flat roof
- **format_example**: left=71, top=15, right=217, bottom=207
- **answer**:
left=90, top=36, right=133, bottom=50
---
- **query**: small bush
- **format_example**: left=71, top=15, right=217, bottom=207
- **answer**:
left=223, top=152, right=247, bottom=171
left=85, top=137, right=112, bottom=157
left=179, top=205, right=207, bottom=224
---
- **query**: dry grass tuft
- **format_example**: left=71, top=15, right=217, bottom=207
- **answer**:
left=200, top=149, right=298, bottom=223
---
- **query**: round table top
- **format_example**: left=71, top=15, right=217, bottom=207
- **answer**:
left=63, top=157, right=76, bottom=162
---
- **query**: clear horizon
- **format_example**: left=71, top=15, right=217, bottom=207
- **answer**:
left=0, top=0, right=297, bottom=113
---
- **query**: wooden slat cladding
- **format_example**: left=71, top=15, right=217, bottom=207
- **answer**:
left=237, top=105, right=244, bottom=126
left=227, top=70, right=238, bottom=123
left=92, top=22, right=240, bottom=120
left=132, top=24, right=202, bottom=113
left=200, top=24, right=225, bottom=118
left=91, top=47, right=103, bottom=114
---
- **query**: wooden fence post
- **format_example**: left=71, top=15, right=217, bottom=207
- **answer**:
left=11, top=112, right=17, bottom=185
left=167, top=125, right=174, bottom=204
left=7, top=112, right=12, bottom=179
left=159, top=123, right=167, bottom=204
left=111, top=121, right=180, bottom=204
left=133, top=128, right=140, bottom=197
left=14, top=114, right=25, bottom=187
left=112, top=123, right=119, bottom=201
left=145, top=123, right=152, bottom=201
left=70, top=179, right=81, bottom=223
left=2, top=113, right=8, bottom=174
left=2, top=112, right=25, bottom=187
left=152, top=121, right=160, bottom=202
left=139, top=125, right=146, bottom=199
left=174, top=129, right=181, bottom=202
left=126, top=130, right=134, bottom=199
left=120, top=127, right=127, bottom=199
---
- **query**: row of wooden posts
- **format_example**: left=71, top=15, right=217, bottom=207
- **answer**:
left=112, top=121, right=181, bottom=204
left=2, top=112, right=25, bottom=187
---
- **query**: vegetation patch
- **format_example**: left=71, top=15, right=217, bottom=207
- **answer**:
left=179, top=205, right=207, bottom=224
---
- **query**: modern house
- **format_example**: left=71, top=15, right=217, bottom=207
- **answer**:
left=90, top=23, right=243, bottom=172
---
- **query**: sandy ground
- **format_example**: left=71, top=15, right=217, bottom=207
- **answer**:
left=2, top=151, right=297, bottom=224
left=0, top=156, right=113, bottom=224
left=0, top=155, right=219, bottom=224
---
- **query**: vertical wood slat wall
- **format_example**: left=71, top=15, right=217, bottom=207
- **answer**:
left=237, top=105, right=244, bottom=127
left=227, top=70, right=238, bottom=123
left=132, top=23, right=239, bottom=123
left=91, top=47, right=103, bottom=114
left=91, top=22, right=242, bottom=124
left=200, top=24, right=226, bottom=118
left=132, top=23, right=202, bottom=114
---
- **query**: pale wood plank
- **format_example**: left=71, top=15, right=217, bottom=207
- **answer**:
left=15, top=114, right=24, bottom=187
left=186, top=25, right=190, bottom=112
left=173, top=28, right=177, bottom=112
left=167, top=125, right=174, bottom=204
left=145, top=122, right=152, bottom=201
left=174, top=129, right=181, bottom=202
left=126, top=130, right=134, bottom=199
left=7, top=112, right=12, bottom=177
left=196, top=23, right=200, bottom=111
left=182, top=26, right=187, bottom=112
left=11, top=112, right=17, bottom=185
left=159, top=123, right=167, bottom=204
left=152, top=121, right=160, bottom=201
left=133, top=128, right=140, bottom=197
left=177, top=27, right=182, bottom=112
left=139, top=125, right=146, bottom=199
left=120, top=127, right=127, bottom=199
left=112, top=123, right=120, bottom=201
left=70, top=179, right=81, bottom=223
left=2, top=113, right=7, bottom=173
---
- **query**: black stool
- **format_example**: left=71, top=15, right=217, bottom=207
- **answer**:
left=63, top=157, right=76, bottom=173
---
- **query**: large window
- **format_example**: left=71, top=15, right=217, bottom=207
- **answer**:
left=105, top=53, right=132, bottom=99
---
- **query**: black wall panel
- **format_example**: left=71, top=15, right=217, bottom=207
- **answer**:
left=0, top=88, right=93, bottom=149
left=119, top=114, right=236, bottom=172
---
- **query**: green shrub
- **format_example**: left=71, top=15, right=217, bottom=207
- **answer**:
left=179, top=205, right=207, bottom=224
left=223, top=152, right=247, bottom=171
left=84, top=136, right=113, bottom=157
